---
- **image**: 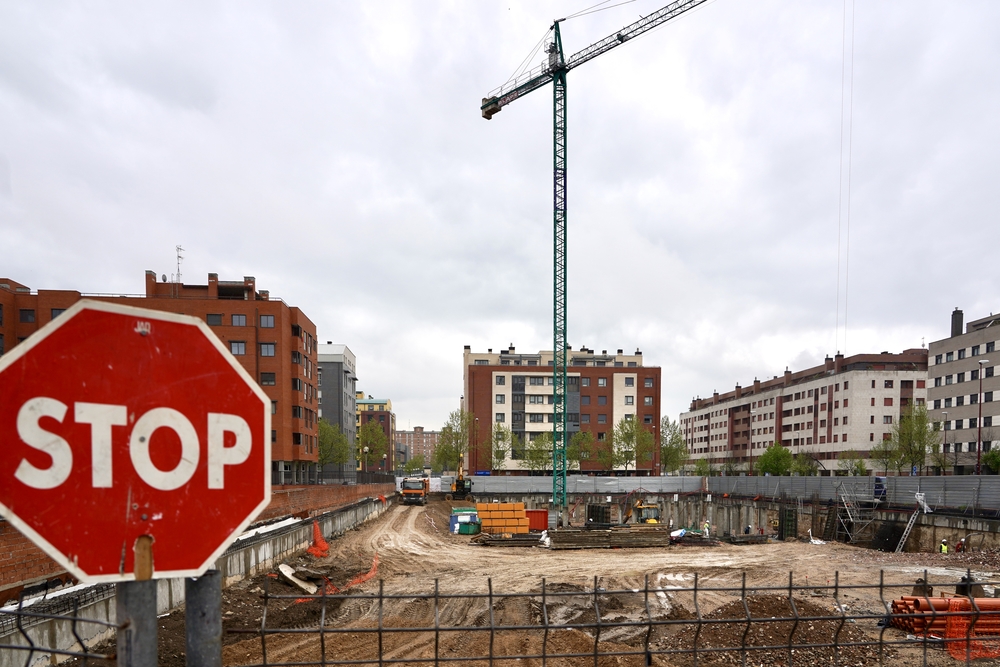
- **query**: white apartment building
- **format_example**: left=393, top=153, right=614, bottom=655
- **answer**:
left=680, top=349, right=928, bottom=474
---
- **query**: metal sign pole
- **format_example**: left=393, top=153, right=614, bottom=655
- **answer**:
left=186, top=570, right=222, bottom=667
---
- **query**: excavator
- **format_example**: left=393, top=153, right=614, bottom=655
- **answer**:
left=448, top=453, right=474, bottom=502
left=624, top=499, right=661, bottom=524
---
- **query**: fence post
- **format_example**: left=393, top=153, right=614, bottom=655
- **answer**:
left=186, top=570, right=222, bottom=667
left=116, top=580, right=157, bottom=667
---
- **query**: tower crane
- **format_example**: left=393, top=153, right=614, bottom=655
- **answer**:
left=481, top=0, right=709, bottom=510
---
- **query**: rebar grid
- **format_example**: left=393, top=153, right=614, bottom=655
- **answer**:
left=224, top=569, right=1000, bottom=666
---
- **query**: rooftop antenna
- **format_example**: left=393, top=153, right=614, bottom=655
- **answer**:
left=172, top=245, right=185, bottom=284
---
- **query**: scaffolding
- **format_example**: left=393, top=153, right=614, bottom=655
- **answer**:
left=835, top=479, right=879, bottom=544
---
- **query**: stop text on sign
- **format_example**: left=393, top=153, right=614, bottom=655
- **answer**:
left=15, top=397, right=251, bottom=491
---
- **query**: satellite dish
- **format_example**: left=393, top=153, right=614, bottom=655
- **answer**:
left=161, top=274, right=167, bottom=282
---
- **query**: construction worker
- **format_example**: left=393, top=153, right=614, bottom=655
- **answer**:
left=703, top=520, right=710, bottom=536
left=939, top=538, right=949, bottom=554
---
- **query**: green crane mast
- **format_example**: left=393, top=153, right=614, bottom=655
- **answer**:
left=481, top=0, right=708, bottom=510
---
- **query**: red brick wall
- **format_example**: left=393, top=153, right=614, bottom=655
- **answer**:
left=0, top=483, right=396, bottom=601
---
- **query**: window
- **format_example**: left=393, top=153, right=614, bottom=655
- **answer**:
left=917, top=380, right=925, bottom=388
left=547, top=377, right=554, bottom=385
left=51, top=308, right=65, bottom=318
left=834, top=400, right=839, bottom=409
left=292, top=378, right=303, bottom=391
left=956, top=396, right=965, bottom=407
left=529, top=376, right=544, bottom=385
left=260, top=343, right=276, bottom=357
left=529, top=414, right=544, bottom=423
left=986, top=416, right=993, bottom=427
left=260, top=372, right=276, bottom=385
left=598, top=378, right=607, bottom=387
left=844, top=399, right=849, bottom=407
left=973, top=345, right=981, bottom=356
left=843, top=416, right=849, bottom=425
left=581, top=377, right=590, bottom=387
left=933, top=399, right=941, bottom=409
left=870, top=397, right=876, bottom=406
left=644, top=396, right=653, bottom=406
left=475, top=359, right=488, bottom=365
left=988, top=366, right=995, bottom=378
left=205, top=313, right=222, bottom=326
left=945, top=375, right=953, bottom=385
left=945, top=397, right=953, bottom=408
left=934, top=377, right=942, bottom=387
left=884, top=380, right=893, bottom=389
left=292, top=433, right=303, bottom=445
left=883, top=416, right=893, bottom=424
left=19, top=309, right=35, bottom=323
left=988, top=342, right=996, bottom=353
left=644, top=378, right=654, bottom=388
left=581, top=396, right=591, bottom=406
left=597, top=396, right=607, bottom=406
left=0, top=333, right=4, bottom=355
left=230, top=341, right=246, bottom=355
left=956, top=419, right=964, bottom=429
left=946, top=352, right=954, bottom=362
left=528, top=395, right=545, bottom=404
left=834, top=417, right=839, bottom=426
left=496, top=394, right=506, bottom=404
left=625, top=396, right=634, bottom=405
left=271, top=401, right=277, bottom=415
left=260, top=314, right=275, bottom=328
left=581, top=414, right=590, bottom=423
left=957, top=372, right=966, bottom=383
left=597, top=432, right=606, bottom=441
left=935, top=354, right=943, bottom=364
left=496, top=376, right=506, bottom=386
left=884, top=397, right=893, bottom=406
left=292, top=406, right=303, bottom=419
left=987, top=392, right=994, bottom=402
left=970, top=417, right=978, bottom=429
left=624, top=377, right=635, bottom=387
left=597, top=414, right=607, bottom=424
left=0, top=304, right=3, bottom=325
left=959, top=348, right=967, bottom=359
left=869, top=415, right=874, bottom=424
left=271, top=430, right=277, bottom=443
left=870, top=380, right=875, bottom=389
left=844, top=381, right=849, bottom=390
left=232, top=314, right=247, bottom=326
left=973, top=369, right=980, bottom=381
left=292, top=351, right=302, bottom=365
left=495, top=413, right=505, bottom=422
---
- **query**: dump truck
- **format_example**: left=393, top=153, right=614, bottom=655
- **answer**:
left=400, top=477, right=430, bottom=505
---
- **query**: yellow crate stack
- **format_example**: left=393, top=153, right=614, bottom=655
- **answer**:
left=475, top=502, right=529, bottom=535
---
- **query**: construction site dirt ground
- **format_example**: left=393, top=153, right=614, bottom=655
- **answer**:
left=70, top=499, right=1000, bottom=666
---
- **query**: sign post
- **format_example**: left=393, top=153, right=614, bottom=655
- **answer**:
left=0, top=300, right=272, bottom=666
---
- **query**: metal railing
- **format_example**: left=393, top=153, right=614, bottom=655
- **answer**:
left=0, top=591, right=115, bottom=665
left=220, top=570, right=1000, bottom=666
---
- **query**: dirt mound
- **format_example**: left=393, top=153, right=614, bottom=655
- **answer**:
left=659, top=594, right=894, bottom=666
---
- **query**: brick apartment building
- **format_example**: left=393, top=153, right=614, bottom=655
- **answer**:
left=928, top=308, right=1000, bottom=474
left=395, top=426, right=440, bottom=466
left=462, top=345, right=662, bottom=475
left=0, top=272, right=319, bottom=484
left=356, top=392, right=397, bottom=472
left=680, top=349, right=928, bottom=474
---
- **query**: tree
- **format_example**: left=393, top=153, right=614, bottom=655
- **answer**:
left=869, top=437, right=900, bottom=476
left=433, top=409, right=474, bottom=474
left=791, top=452, right=818, bottom=476
left=524, top=433, right=552, bottom=475
left=837, top=449, right=867, bottom=476
left=490, top=423, right=512, bottom=472
left=756, top=442, right=792, bottom=476
left=568, top=430, right=596, bottom=470
left=402, top=454, right=425, bottom=475
left=318, top=419, right=350, bottom=468
left=892, top=403, right=936, bottom=474
left=983, top=446, right=1000, bottom=475
left=612, top=417, right=655, bottom=473
left=659, top=416, right=687, bottom=474
left=595, top=437, right=615, bottom=472
left=693, top=457, right=713, bottom=477
left=929, top=443, right=949, bottom=475
left=357, top=419, right=388, bottom=470
left=722, top=457, right=743, bottom=477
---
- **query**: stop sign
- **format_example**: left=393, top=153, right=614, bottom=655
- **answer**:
left=0, top=300, right=271, bottom=582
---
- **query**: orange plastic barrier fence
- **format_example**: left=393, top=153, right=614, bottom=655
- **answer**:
left=306, top=520, right=329, bottom=558
left=946, top=598, right=1000, bottom=660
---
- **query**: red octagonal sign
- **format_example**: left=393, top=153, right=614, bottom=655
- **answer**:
left=0, top=300, right=270, bottom=582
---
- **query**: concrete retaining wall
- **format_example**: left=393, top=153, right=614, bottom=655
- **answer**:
left=0, top=497, right=389, bottom=667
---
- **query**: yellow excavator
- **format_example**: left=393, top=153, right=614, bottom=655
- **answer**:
left=449, top=453, right=474, bottom=501
left=624, top=499, right=661, bottom=524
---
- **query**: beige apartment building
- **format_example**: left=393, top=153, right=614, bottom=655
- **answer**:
left=927, top=308, right=1000, bottom=474
left=680, top=350, right=928, bottom=474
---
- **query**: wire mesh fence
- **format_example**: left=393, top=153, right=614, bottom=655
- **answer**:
left=0, top=588, right=115, bottom=666
left=221, top=569, right=1000, bottom=667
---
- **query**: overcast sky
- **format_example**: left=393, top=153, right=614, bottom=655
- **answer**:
left=2, top=1, right=999, bottom=430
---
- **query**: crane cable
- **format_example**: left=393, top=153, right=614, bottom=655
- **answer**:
left=835, top=0, right=856, bottom=356
left=502, top=26, right=553, bottom=89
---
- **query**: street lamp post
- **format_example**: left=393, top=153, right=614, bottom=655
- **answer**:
left=748, top=409, right=756, bottom=475
left=942, top=411, right=949, bottom=473
left=978, top=359, right=990, bottom=475
left=363, top=446, right=369, bottom=473
left=382, top=453, right=387, bottom=471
